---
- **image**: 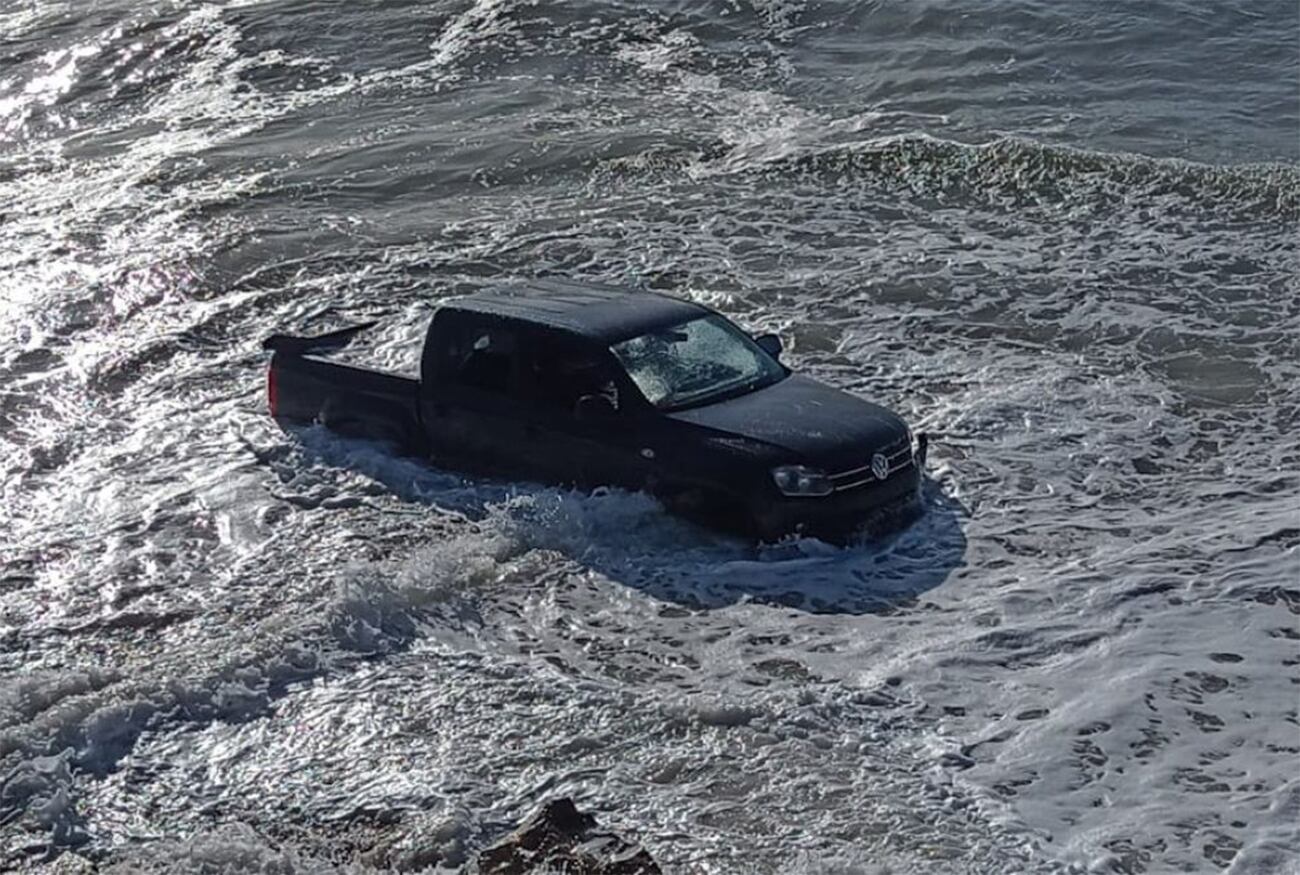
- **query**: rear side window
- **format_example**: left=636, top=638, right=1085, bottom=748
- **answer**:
left=443, top=319, right=518, bottom=395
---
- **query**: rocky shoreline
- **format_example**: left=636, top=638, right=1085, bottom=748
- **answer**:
left=370, top=798, right=662, bottom=874
left=472, top=799, right=660, bottom=875
left=36, top=799, right=662, bottom=874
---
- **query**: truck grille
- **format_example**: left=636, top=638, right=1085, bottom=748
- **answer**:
left=828, top=435, right=913, bottom=492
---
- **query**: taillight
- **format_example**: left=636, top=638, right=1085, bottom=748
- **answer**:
left=267, top=363, right=279, bottom=417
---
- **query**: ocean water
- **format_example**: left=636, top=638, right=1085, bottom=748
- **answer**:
left=1, top=1, right=1297, bottom=872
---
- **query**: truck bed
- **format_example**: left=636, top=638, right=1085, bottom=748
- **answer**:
left=269, top=352, right=423, bottom=454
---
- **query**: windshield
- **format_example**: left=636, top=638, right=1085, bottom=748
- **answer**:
left=610, top=314, right=786, bottom=411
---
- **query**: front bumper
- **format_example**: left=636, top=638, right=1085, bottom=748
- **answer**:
left=750, top=435, right=927, bottom=542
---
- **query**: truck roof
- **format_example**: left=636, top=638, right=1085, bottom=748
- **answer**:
left=444, top=279, right=708, bottom=343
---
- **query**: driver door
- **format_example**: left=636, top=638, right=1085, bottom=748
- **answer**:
left=519, top=330, right=653, bottom=491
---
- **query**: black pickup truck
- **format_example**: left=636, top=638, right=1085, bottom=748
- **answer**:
left=265, top=280, right=927, bottom=540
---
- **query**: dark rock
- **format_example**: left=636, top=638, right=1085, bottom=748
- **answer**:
left=939, top=751, right=976, bottom=770
left=475, top=799, right=660, bottom=875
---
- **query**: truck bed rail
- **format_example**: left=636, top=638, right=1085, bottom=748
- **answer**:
left=262, top=321, right=377, bottom=356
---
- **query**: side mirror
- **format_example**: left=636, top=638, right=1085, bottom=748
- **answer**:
left=574, top=394, right=617, bottom=421
left=755, top=333, right=783, bottom=359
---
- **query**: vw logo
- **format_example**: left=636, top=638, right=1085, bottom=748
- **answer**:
left=871, top=452, right=890, bottom=480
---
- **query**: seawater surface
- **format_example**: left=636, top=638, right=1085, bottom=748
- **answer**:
left=1, top=1, right=1297, bottom=872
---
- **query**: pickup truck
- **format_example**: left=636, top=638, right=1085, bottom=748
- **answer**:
left=264, top=279, right=927, bottom=540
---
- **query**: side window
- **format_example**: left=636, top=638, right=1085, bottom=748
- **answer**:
left=446, top=321, right=518, bottom=395
left=527, top=335, right=620, bottom=414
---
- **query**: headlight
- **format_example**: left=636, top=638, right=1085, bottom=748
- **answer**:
left=771, top=465, right=834, bottom=497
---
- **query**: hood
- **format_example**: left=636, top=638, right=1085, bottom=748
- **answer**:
left=667, top=374, right=908, bottom=469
